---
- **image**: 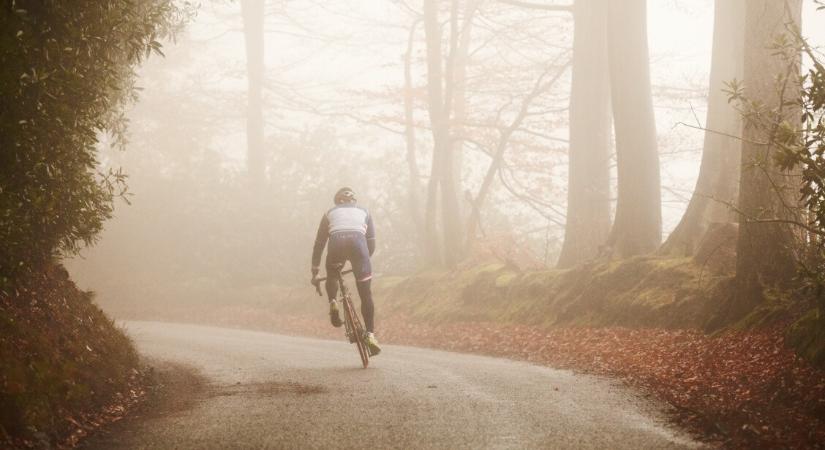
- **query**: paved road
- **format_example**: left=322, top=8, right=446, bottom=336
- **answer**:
left=88, top=321, right=700, bottom=449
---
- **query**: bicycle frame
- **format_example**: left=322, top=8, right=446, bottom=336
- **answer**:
left=312, top=266, right=369, bottom=368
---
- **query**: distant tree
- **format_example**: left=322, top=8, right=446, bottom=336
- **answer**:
left=660, top=0, right=745, bottom=256
left=0, top=1, right=185, bottom=290
left=398, top=4, right=474, bottom=264
left=604, top=0, right=662, bottom=258
left=465, top=60, right=571, bottom=250
left=423, top=0, right=572, bottom=265
left=422, top=0, right=464, bottom=266
left=404, top=18, right=426, bottom=249
left=556, top=0, right=611, bottom=268
left=241, top=0, right=266, bottom=188
left=447, top=0, right=477, bottom=224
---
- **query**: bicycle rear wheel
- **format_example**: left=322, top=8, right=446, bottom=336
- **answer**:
left=343, top=294, right=369, bottom=368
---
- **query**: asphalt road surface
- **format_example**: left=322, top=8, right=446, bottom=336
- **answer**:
left=86, top=321, right=701, bottom=449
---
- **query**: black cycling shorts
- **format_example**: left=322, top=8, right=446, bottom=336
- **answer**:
left=325, top=231, right=372, bottom=281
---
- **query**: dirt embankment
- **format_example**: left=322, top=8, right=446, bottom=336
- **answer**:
left=0, top=264, right=145, bottom=448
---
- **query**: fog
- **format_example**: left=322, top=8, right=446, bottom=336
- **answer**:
left=10, top=2, right=825, bottom=447
left=66, top=0, right=825, bottom=311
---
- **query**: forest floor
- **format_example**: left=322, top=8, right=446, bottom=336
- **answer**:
left=135, top=306, right=825, bottom=449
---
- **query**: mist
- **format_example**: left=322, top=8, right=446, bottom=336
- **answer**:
left=4, top=1, right=825, bottom=448
left=65, top=1, right=825, bottom=308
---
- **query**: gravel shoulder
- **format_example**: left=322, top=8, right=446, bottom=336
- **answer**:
left=85, top=321, right=701, bottom=449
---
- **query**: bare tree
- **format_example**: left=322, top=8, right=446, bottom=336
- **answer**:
left=556, top=0, right=611, bottom=268
left=404, top=18, right=425, bottom=248
left=241, top=0, right=265, bottom=188
left=465, top=61, right=571, bottom=248
left=423, top=0, right=449, bottom=264
left=422, top=0, right=471, bottom=266
left=448, top=1, right=478, bottom=223
left=605, top=0, right=661, bottom=258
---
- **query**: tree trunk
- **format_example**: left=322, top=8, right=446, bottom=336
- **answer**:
left=423, top=0, right=464, bottom=267
left=241, top=0, right=265, bottom=188
left=438, top=127, right=463, bottom=267
left=437, top=0, right=466, bottom=267
left=605, top=0, right=662, bottom=258
left=736, top=0, right=802, bottom=289
left=660, top=0, right=744, bottom=257
left=404, top=19, right=426, bottom=258
left=449, top=1, right=477, bottom=224
left=423, top=0, right=448, bottom=265
left=556, top=0, right=612, bottom=269
left=704, top=0, right=803, bottom=333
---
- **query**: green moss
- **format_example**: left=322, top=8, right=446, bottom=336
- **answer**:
left=494, top=272, right=518, bottom=288
left=374, top=254, right=730, bottom=330
left=731, top=290, right=794, bottom=331
left=787, top=308, right=825, bottom=368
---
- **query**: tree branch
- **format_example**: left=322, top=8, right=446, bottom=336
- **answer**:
left=699, top=193, right=825, bottom=237
left=497, top=0, right=573, bottom=12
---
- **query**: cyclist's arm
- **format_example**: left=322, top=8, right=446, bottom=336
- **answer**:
left=311, top=214, right=330, bottom=269
left=365, top=213, right=375, bottom=256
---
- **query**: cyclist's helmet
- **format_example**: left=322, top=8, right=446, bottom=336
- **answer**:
left=334, top=187, right=356, bottom=204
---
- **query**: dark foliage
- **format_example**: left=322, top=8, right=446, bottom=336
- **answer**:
left=790, top=39, right=825, bottom=300
left=776, top=30, right=825, bottom=367
left=725, top=9, right=825, bottom=357
left=0, top=0, right=187, bottom=290
left=761, top=12, right=825, bottom=346
left=0, top=1, right=189, bottom=446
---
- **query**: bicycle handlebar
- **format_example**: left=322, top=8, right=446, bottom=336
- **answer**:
left=312, top=269, right=353, bottom=297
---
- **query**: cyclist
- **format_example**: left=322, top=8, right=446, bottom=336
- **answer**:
left=311, top=187, right=381, bottom=356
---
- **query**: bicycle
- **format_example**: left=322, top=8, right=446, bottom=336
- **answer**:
left=312, top=264, right=370, bottom=368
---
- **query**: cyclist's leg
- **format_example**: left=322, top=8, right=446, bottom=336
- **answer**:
left=325, top=236, right=345, bottom=301
left=325, top=273, right=339, bottom=301
left=356, top=279, right=374, bottom=333
left=349, top=235, right=375, bottom=333
left=324, top=236, right=346, bottom=328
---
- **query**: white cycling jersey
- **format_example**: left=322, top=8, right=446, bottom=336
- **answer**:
left=326, top=204, right=369, bottom=235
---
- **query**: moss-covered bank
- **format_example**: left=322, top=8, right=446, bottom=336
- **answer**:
left=377, top=255, right=732, bottom=330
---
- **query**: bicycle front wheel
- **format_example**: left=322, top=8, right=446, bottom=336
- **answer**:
left=343, top=295, right=369, bottom=368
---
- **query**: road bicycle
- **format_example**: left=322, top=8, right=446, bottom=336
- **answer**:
left=312, top=264, right=370, bottom=368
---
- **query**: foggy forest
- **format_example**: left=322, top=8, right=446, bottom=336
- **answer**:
left=3, top=0, right=825, bottom=448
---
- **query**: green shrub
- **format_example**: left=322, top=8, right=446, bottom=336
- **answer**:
left=0, top=1, right=188, bottom=291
